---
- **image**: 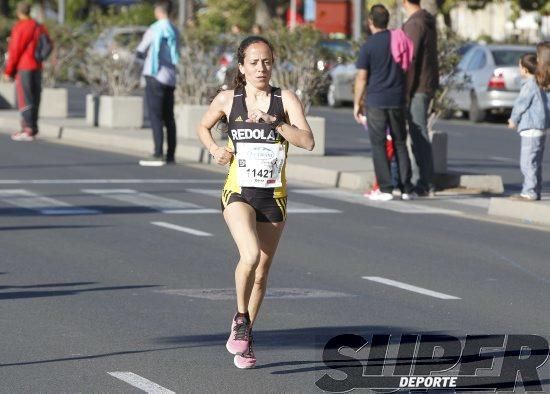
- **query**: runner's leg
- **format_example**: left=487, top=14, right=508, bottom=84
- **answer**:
left=248, top=221, right=285, bottom=325
left=223, top=202, right=261, bottom=313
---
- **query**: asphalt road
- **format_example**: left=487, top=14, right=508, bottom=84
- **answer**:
left=310, top=107, right=550, bottom=194
left=0, top=131, right=549, bottom=393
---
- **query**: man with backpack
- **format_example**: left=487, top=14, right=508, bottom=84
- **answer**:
left=3, top=1, right=52, bottom=141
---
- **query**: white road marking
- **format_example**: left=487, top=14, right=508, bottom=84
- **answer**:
left=287, top=201, right=341, bottom=213
left=293, top=189, right=462, bottom=215
left=362, top=276, right=461, bottom=300
left=151, top=221, right=212, bottom=237
left=0, top=189, right=99, bottom=215
left=186, top=188, right=341, bottom=213
left=108, top=372, right=175, bottom=394
left=444, top=197, right=490, bottom=209
left=82, top=189, right=209, bottom=213
left=155, top=288, right=350, bottom=300
left=489, top=156, right=516, bottom=163
left=0, top=179, right=222, bottom=185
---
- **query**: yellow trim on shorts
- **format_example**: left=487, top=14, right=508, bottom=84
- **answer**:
left=275, top=197, right=287, bottom=221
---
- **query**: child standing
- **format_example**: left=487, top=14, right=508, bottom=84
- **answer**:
left=508, top=44, right=550, bottom=201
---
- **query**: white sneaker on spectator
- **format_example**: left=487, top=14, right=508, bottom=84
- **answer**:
left=367, top=189, right=394, bottom=201
left=401, top=192, right=417, bottom=201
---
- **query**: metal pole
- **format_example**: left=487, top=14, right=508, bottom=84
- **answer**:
left=178, top=0, right=186, bottom=28
left=352, top=0, right=361, bottom=40
left=58, top=0, right=65, bottom=24
left=290, top=0, right=297, bottom=29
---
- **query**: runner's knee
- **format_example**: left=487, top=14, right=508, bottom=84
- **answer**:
left=239, top=249, right=261, bottom=267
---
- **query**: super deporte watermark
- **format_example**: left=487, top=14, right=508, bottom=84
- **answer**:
left=316, top=334, right=550, bottom=392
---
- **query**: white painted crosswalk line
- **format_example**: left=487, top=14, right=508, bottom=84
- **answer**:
left=108, top=372, right=175, bottom=394
left=287, top=201, right=340, bottom=213
left=441, top=197, right=490, bottom=209
left=0, top=178, right=222, bottom=185
left=151, top=221, right=213, bottom=236
left=0, top=189, right=99, bottom=215
left=293, top=188, right=462, bottom=215
left=82, top=189, right=217, bottom=214
left=362, top=276, right=461, bottom=300
left=186, top=188, right=341, bottom=213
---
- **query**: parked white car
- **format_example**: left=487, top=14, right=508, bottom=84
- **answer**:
left=90, top=26, right=148, bottom=61
left=445, top=44, right=536, bottom=122
left=326, top=63, right=356, bottom=107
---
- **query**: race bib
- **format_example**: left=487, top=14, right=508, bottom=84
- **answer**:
left=236, top=142, right=286, bottom=188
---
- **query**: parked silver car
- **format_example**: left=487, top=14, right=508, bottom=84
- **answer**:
left=446, top=44, right=536, bottom=122
left=326, top=62, right=356, bottom=107
left=90, top=26, right=148, bottom=61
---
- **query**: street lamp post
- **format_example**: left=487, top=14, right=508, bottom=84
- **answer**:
left=178, top=0, right=186, bottom=28
left=58, top=0, right=65, bottom=24
left=352, top=0, right=362, bottom=41
left=290, top=0, right=297, bottom=29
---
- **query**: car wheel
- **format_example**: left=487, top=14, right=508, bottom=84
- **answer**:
left=469, top=92, right=485, bottom=123
left=327, top=83, right=342, bottom=108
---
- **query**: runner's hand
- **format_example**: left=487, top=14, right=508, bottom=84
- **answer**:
left=246, top=109, right=275, bottom=124
left=212, top=146, right=234, bottom=165
left=507, top=119, right=516, bottom=129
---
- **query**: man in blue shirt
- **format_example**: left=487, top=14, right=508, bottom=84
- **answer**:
left=136, top=0, right=180, bottom=166
left=353, top=4, right=413, bottom=201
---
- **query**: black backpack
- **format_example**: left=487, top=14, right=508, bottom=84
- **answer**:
left=34, top=23, right=53, bottom=62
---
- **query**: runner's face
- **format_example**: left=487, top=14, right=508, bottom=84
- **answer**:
left=239, top=43, right=273, bottom=89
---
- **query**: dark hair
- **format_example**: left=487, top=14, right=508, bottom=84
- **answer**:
left=520, top=53, right=537, bottom=75
left=16, top=1, right=31, bottom=16
left=406, top=0, right=421, bottom=5
left=536, top=41, right=550, bottom=91
left=154, top=0, right=173, bottom=15
left=369, top=4, right=390, bottom=29
left=232, top=36, right=275, bottom=90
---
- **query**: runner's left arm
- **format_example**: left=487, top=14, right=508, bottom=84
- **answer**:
left=275, top=90, right=315, bottom=151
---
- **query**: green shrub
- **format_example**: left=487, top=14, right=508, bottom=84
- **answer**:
left=266, top=21, right=332, bottom=113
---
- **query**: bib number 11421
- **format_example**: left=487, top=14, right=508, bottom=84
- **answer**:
left=236, top=142, right=285, bottom=188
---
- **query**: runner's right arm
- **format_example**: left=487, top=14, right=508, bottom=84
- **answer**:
left=197, top=90, right=234, bottom=165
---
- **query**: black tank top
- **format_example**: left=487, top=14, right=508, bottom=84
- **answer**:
left=223, top=86, right=289, bottom=198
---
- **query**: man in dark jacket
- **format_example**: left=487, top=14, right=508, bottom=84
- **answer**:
left=402, top=0, right=439, bottom=196
left=3, top=1, right=51, bottom=141
left=354, top=4, right=414, bottom=201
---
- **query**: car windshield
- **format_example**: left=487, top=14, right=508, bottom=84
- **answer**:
left=114, top=32, right=144, bottom=47
left=491, top=49, right=535, bottom=66
left=320, top=41, right=353, bottom=56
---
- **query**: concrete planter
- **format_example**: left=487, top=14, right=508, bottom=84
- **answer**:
left=39, top=88, right=69, bottom=118
left=98, top=95, right=143, bottom=128
left=0, top=81, right=17, bottom=109
left=429, top=130, right=448, bottom=174
left=86, top=94, right=100, bottom=126
left=288, top=115, right=325, bottom=156
left=174, top=103, right=208, bottom=140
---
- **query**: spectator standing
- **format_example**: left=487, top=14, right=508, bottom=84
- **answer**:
left=354, top=4, right=413, bottom=201
left=508, top=48, right=550, bottom=201
left=4, top=1, right=52, bottom=142
left=136, top=0, right=180, bottom=166
left=402, top=0, right=439, bottom=196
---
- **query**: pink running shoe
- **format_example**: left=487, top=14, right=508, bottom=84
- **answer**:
left=234, top=339, right=256, bottom=369
left=226, top=313, right=251, bottom=355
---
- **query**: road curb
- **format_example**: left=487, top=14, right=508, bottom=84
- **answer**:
left=488, top=197, right=550, bottom=225
left=0, top=113, right=503, bottom=194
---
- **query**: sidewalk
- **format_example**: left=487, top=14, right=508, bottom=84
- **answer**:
left=1, top=109, right=549, bottom=228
